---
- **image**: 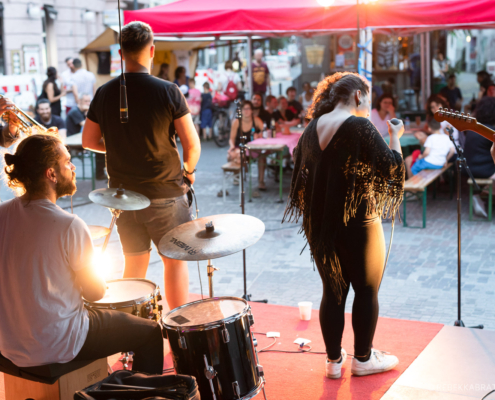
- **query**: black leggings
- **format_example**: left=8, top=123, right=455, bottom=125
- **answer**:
left=73, top=308, right=164, bottom=374
left=317, top=217, right=385, bottom=361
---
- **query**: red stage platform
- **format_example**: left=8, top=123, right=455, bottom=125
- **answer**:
left=0, top=295, right=444, bottom=400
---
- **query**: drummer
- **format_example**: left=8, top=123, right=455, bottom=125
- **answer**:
left=82, top=21, right=201, bottom=311
left=0, top=133, right=164, bottom=374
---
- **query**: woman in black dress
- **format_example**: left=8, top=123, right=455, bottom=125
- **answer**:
left=284, top=72, right=405, bottom=379
left=40, top=67, right=65, bottom=116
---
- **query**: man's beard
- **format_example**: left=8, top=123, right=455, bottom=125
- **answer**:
left=56, top=172, right=77, bottom=198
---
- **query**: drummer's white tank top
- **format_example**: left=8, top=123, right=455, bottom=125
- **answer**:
left=0, top=197, right=92, bottom=367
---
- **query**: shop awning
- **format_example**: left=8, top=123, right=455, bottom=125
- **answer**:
left=124, top=0, right=495, bottom=37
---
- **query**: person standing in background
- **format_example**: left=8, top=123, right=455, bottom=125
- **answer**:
left=71, top=59, right=97, bottom=103
left=174, top=66, right=189, bottom=88
left=61, top=58, right=76, bottom=114
left=200, top=82, right=213, bottom=140
left=251, top=49, right=271, bottom=97
left=187, top=78, right=201, bottom=135
left=157, top=63, right=170, bottom=81
left=439, top=74, right=463, bottom=111
left=40, top=67, right=66, bottom=117
left=34, top=99, right=66, bottom=141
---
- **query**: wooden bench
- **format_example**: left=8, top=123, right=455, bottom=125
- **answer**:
left=221, top=162, right=241, bottom=202
left=403, top=163, right=453, bottom=228
left=468, top=178, right=493, bottom=221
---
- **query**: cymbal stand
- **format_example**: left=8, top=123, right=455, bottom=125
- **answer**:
left=447, top=126, right=483, bottom=329
left=206, top=259, right=219, bottom=298
left=236, top=100, right=268, bottom=304
left=101, top=209, right=122, bottom=253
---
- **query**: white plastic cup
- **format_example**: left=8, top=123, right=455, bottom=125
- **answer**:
left=298, top=301, right=313, bottom=321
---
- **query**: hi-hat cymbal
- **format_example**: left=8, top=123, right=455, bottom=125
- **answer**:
left=158, top=214, right=265, bottom=261
left=89, top=188, right=150, bottom=211
left=88, top=225, right=111, bottom=240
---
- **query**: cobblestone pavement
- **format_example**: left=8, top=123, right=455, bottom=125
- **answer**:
left=2, top=140, right=494, bottom=330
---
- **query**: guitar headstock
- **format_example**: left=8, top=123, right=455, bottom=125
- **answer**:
left=433, top=108, right=477, bottom=131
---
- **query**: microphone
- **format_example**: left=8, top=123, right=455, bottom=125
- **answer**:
left=390, top=118, right=401, bottom=125
left=120, top=75, right=128, bottom=123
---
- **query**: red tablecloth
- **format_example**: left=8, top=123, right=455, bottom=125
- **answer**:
left=248, top=132, right=301, bottom=156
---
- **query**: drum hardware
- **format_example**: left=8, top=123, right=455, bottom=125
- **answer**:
left=203, top=355, right=217, bottom=400
left=101, top=208, right=122, bottom=253
left=221, top=323, right=230, bottom=343
left=177, top=328, right=187, bottom=350
left=232, top=382, right=241, bottom=399
left=206, top=260, right=219, bottom=298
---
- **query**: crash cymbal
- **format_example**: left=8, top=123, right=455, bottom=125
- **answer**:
left=88, top=225, right=111, bottom=240
left=89, top=187, right=150, bottom=211
left=158, top=214, right=265, bottom=261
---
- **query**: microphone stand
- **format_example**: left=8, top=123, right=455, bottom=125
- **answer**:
left=236, top=101, right=268, bottom=303
left=447, top=127, right=483, bottom=329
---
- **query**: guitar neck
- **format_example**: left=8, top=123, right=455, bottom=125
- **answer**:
left=469, top=122, right=495, bottom=142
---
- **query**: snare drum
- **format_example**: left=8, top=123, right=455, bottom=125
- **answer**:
left=162, top=297, right=264, bottom=400
left=84, top=279, right=162, bottom=320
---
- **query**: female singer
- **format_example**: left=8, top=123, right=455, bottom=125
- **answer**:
left=284, top=72, right=405, bottom=379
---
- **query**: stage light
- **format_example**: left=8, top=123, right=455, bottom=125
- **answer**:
left=93, top=249, right=114, bottom=280
left=466, top=35, right=471, bottom=43
left=317, top=0, right=335, bottom=7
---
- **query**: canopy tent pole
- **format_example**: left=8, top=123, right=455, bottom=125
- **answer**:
left=420, top=33, right=426, bottom=109
left=426, top=32, right=431, bottom=99
left=247, top=36, right=253, bottom=99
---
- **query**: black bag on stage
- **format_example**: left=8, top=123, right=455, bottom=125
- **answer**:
left=74, top=370, right=200, bottom=400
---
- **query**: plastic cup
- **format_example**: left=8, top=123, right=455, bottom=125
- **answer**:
left=298, top=301, right=313, bottom=321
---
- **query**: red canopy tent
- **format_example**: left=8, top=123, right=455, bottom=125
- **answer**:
left=124, top=0, right=495, bottom=37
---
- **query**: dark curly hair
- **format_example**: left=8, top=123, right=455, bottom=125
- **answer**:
left=307, top=72, right=369, bottom=120
left=4, top=133, right=62, bottom=196
left=426, top=94, right=449, bottom=118
left=475, top=97, right=495, bottom=125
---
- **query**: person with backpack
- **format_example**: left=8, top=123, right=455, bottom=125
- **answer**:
left=220, top=60, right=240, bottom=102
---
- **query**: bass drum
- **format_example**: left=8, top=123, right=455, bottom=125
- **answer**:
left=162, top=297, right=264, bottom=400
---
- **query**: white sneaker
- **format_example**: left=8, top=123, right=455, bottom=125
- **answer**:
left=351, top=349, right=399, bottom=376
left=325, top=348, right=347, bottom=379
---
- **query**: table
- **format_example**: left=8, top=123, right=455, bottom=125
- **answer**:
left=246, top=132, right=301, bottom=203
left=384, top=133, right=421, bottom=157
left=65, top=133, right=96, bottom=190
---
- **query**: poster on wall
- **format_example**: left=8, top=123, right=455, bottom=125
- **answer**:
left=304, top=44, right=325, bottom=68
left=337, top=34, right=355, bottom=69
left=22, top=45, right=41, bottom=74
left=110, top=44, right=123, bottom=77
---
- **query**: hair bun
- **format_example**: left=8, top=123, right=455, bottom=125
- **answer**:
left=4, top=153, right=17, bottom=166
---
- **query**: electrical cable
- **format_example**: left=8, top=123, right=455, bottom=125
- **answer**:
left=482, top=389, right=495, bottom=400
left=252, top=332, right=344, bottom=356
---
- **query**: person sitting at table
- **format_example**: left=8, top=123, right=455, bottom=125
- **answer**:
left=370, top=94, right=396, bottom=137
left=286, top=86, right=303, bottom=119
left=273, top=96, right=299, bottom=128
left=252, top=92, right=271, bottom=127
left=417, top=95, right=459, bottom=151
left=66, top=94, right=91, bottom=137
left=464, top=97, right=495, bottom=218
left=227, top=100, right=265, bottom=190
left=405, top=119, right=455, bottom=178
left=34, top=99, right=66, bottom=141
left=265, top=95, right=278, bottom=122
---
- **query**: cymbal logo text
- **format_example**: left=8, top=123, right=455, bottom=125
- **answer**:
left=170, top=237, right=197, bottom=255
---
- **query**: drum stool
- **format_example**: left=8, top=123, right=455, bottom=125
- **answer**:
left=221, top=162, right=242, bottom=202
left=0, top=352, right=107, bottom=400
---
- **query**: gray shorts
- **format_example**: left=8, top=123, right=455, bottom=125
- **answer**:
left=116, top=195, right=192, bottom=256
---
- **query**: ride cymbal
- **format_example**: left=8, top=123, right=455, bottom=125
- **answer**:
left=158, top=214, right=265, bottom=261
left=89, top=187, right=150, bottom=211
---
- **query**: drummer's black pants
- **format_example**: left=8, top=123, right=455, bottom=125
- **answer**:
left=73, top=308, right=164, bottom=374
left=316, top=216, right=385, bottom=362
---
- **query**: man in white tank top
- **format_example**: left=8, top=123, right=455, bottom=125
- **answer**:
left=0, top=133, right=163, bottom=373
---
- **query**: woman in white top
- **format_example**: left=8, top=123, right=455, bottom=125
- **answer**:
left=370, top=94, right=396, bottom=137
